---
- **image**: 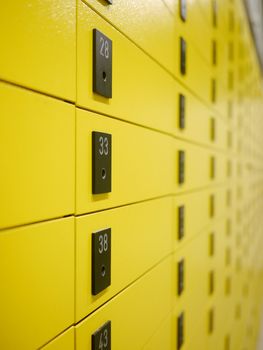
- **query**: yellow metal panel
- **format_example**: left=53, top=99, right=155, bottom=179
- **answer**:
left=76, top=108, right=174, bottom=215
left=174, top=189, right=210, bottom=247
left=79, top=0, right=177, bottom=76
left=75, top=197, right=174, bottom=321
left=0, top=217, right=74, bottom=350
left=174, top=231, right=208, bottom=309
left=177, top=90, right=211, bottom=147
left=214, top=116, right=228, bottom=150
left=75, top=256, right=173, bottom=350
left=42, top=328, right=74, bottom=350
left=208, top=185, right=230, bottom=221
left=76, top=108, right=228, bottom=215
left=178, top=1, right=212, bottom=65
left=0, top=1, right=76, bottom=101
left=176, top=93, right=228, bottom=151
left=175, top=141, right=227, bottom=193
left=0, top=82, right=75, bottom=229
left=143, top=313, right=174, bottom=350
left=176, top=35, right=211, bottom=103
left=173, top=232, right=208, bottom=350
left=77, top=1, right=177, bottom=135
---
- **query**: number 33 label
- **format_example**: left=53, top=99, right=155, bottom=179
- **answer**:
left=92, top=131, right=112, bottom=194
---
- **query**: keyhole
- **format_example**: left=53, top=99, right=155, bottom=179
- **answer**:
left=101, top=168, right=106, bottom=180
left=102, top=71, right=107, bottom=82
left=101, top=265, right=106, bottom=277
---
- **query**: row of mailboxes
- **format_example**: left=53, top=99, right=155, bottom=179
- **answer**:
left=1, top=0, right=263, bottom=349
left=1, top=183, right=262, bottom=349
left=1, top=81, right=240, bottom=230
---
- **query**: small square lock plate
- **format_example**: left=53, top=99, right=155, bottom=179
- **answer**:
left=179, top=94, right=185, bottom=129
left=180, top=38, right=186, bottom=75
left=177, top=313, right=184, bottom=349
left=178, top=150, right=185, bottom=184
left=178, top=259, right=184, bottom=295
left=178, top=205, right=185, bottom=240
left=92, top=131, right=112, bottom=194
left=92, top=321, right=111, bottom=350
left=180, top=0, right=187, bottom=21
left=93, top=29, right=112, bottom=98
left=92, top=228, right=111, bottom=295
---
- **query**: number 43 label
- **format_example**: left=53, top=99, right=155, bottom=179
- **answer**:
left=92, top=321, right=111, bottom=350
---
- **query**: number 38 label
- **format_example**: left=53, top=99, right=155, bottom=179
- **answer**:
left=92, top=321, right=111, bottom=350
left=92, top=228, right=111, bottom=295
left=92, top=131, right=112, bottom=194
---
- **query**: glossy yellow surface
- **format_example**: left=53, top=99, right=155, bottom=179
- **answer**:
left=77, top=0, right=177, bottom=135
left=1, top=0, right=263, bottom=348
left=75, top=256, right=173, bottom=350
left=76, top=108, right=231, bottom=215
left=173, top=188, right=214, bottom=247
left=0, top=0, right=76, bottom=101
left=42, top=328, right=74, bottom=350
left=0, top=218, right=74, bottom=350
left=76, top=108, right=175, bottom=215
left=143, top=313, right=174, bottom=350
left=75, top=197, right=173, bottom=321
left=173, top=231, right=208, bottom=343
left=80, top=0, right=177, bottom=76
left=0, top=82, right=75, bottom=229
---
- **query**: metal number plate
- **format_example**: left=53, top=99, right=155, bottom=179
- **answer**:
left=92, top=321, right=111, bottom=350
left=178, top=150, right=185, bottom=185
left=210, top=156, right=215, bottom=179
left=92, top=228, right=111, bottom=295
left=212, top=40, right=217, bottom=65
left=178, top=259, right=184, bottom=295
left=180, top=0, right=187, bottom=21
left=178, top=205, right=185, bottom=240
left=210, top=117, right=216, bottom=141
left=212, top=0, right=217, bottom=27
left=211, top=79, right=216, bottom=103
left=179, top=94, right=185, bottom=129
left=93, top=29, right=112, bottom=98
left=92, top=131, right=112, bottom=194
left=177, top=313, right=184, bottom=349
left=180, top=38, right=186, bottom=75
left=210, top=194, right=215, bottom=218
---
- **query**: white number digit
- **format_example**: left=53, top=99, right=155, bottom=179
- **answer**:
left=104, top=40, right=109, bottom=59
left=103, top=234, right=108, bottom=252
left=103, top=329, right=108, bottom=347
left=98, top=235, right=104, bottom=254
left=99, top=37, right=105, bottom=57
left=99, top=333, right=104, bottom=350
left=98, top=136, right=109, bottom=156
left=99, top=36, right=110, bottom=59
left=99, top=136, right=104, bottom=156
left=98, top=234, right=108, bottom=254
left=104, top=137, right=108, bottom=155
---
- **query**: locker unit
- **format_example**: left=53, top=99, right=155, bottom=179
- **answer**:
left=1, top=0, right=263, bottom=349
left=75, top=197, right=174, bottom=321
left=42, top=328, right=75, bottom=350
left=0, top=218, right=74, bottom=350
left=0, top=1, right=76, bottom=101
left=0, top=83, right=75, bottom=229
